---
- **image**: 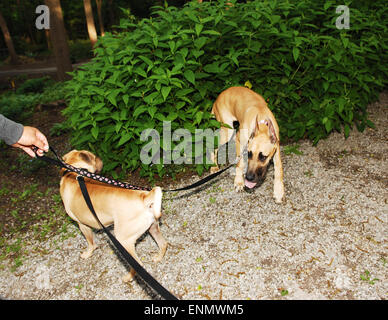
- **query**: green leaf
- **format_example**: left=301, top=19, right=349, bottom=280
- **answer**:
left=134, top=66, right=147, bottom=78
left=194, top=37, right=207, bottom=50
left=107, top=92, right=117, bottom=107
left=123, top=94, right=129, bottom=106
left=115, top=122, right=122, bottom=134
left=324, top=119, right=332, bottom=133
left=161, top=86, right=171, bottom=101
left=148, top=106, right=158, bottom=118
left=338, top=97, right=346, bottom=113
left=195, top=111, right=203, bottom=124
left=344, top=124, right=350, bottom=138
left=183, top=70, right=195, bottom=85
left=292, top=47, right=300, bottom=62
left=117, top=132, right=132, bottom=147
left=195, top=24, right=203, bottom=36
left=202, top=30, right=221, bottom=36
left=271, top=15, right=281, bottom=25
left=90, top=102, right=105, bottom=113
left=366, top=119, right=375, bottom=129
left=91, top=126, right=99, bottom=139
left=324, top=1, right=333, bottom=10
left=133, top=105, right=148, bottom=118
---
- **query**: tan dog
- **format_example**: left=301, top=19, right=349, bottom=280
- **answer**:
left=211, top=87, right=284, bottom=203
left=59, top=150, right=167, bottom=282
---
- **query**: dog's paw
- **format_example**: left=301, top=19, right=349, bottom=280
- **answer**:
left=274, top=190, right=284, bottom=203
left=234, top=178, right=245, bottom=192
left=80, top=251, right=93, bottom=259
left=210, top=166, right=219, bottom=174
left=274, top=196, right=283, bottom=204
left=80, top=245, right=97, bottom=259
left=122, top=270, right=135, bottom=283
left=274, top=182, right=284, bottom=203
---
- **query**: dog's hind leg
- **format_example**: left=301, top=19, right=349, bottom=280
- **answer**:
left=78, top=223, right=98, bottom=259
left=148, top=221, right=168, bottom=263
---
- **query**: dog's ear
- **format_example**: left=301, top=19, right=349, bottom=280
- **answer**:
left=251, top=115, right=260, bottom=138
left=255, top=118, right=277, bottom=144
left=62, top=150, right=77, bottom=163
left=79, top=151, right=103, bottom=173
left=94, top=156, right=103, bottom=173
left=267, top=119, right=278, bottom=144
left=79, top=151, right=93, bottom=164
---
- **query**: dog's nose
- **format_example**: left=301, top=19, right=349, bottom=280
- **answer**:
left=246, top=171, right=255, bottom=181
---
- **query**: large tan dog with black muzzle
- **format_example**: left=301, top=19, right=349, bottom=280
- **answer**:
left=211, top=87, right=284, bottom=203
left=59, top=150, right=167, bottom=282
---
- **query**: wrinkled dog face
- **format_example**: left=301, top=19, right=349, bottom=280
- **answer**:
left=62, top=150, right=103, bottom=173
left=245, top=119, right=277, bottom=190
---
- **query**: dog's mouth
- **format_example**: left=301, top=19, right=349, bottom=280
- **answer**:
left=244, top=179, right=257, bottom=189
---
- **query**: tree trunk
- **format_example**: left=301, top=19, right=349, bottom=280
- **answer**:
left=0, top=11, right=19, bottom=65
left=84, top=0, right=98, bottom=47
left=45, top=29, right=52, bottom=50
left=44, top=0, right=73, bottom=81
left=95, top=0, right=105, bottom=36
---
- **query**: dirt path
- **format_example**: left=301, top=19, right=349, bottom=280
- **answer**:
left=0, top=62, right=86, bottom=78
left=0, top=93, right=387, bottom=300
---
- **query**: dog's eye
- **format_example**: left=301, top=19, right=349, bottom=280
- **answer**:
left=259, top=152, right=267, bottom=162
left=248, top=151, right=253, bottom=159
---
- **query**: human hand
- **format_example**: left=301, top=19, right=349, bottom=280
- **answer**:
left=12, top=126, right=49, bottom=157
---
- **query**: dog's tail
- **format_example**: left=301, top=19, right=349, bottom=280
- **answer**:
left=143, top=187, right=163, bottom=219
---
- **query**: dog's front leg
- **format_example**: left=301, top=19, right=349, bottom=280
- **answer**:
left=234, top=128, right=248, bottom=191
left=273, top=146, right=284, bottom=203
left=117, top=237, right=142, bottom=282
left=234, top=158, right=245, bottom=191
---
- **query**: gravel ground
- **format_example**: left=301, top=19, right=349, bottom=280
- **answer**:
left=0, top=93, right=387, bottom=300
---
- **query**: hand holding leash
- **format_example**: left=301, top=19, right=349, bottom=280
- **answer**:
left=13, top=126, right=49, bottom=158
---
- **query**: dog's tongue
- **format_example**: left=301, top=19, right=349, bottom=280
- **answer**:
left=244, top=179, right=257, bottom=189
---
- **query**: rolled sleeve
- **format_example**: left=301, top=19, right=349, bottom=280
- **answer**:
left=0, top=114, right=24, bottom=145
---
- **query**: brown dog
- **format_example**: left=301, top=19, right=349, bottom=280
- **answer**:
left=59, top=150, right=167, bottom=282
left=211, top=87, right=284, bottom=203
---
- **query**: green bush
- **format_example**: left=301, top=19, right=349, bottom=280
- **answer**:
left=38, top=81, right=68, bottom=104
left=0, top=79, right=68, bottom=123
left=0, top=93, right=39, bottom=122
left=69, top=39, right=93, bottom=63
left=64, top=0, right=388, bottom=179
left=16, top=76, right=53, bottom=94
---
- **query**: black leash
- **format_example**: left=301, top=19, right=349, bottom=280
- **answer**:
left=76, top=175, right=178, bottom=300
left=34, top=146, right=233, bottom=192
left=165, top=164, right=233, bottom=192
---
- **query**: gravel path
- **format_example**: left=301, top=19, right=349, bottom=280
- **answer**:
left=0, top=93, right=387, bottom=300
